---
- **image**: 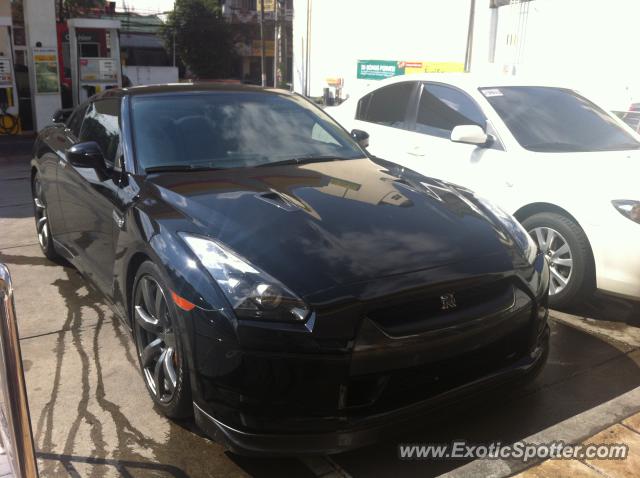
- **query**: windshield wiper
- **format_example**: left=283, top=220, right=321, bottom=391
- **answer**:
left=256, top=155, right=357, bottom=167
left=144, top=165, right=223, bottom=173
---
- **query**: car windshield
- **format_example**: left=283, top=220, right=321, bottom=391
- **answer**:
left=130, top=91, right=365, bottom=171
left=481, top=86, right=640, bottom=152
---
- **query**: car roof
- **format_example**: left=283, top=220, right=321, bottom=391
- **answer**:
left=362, top=73, right=576, bottom=92
left=94, top=82, right=292, bottom=100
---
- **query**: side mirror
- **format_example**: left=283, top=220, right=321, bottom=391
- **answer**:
left=351, top=129, right=370, bottom=149
left=66, top=142, right=106, bottom=170
left=450, top=125, right=489, bottom=146
left=52, top=108, right=72, bottom=124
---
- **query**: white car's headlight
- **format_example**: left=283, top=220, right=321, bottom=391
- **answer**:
left=612, top=200, right=640, bottom=224
left=475, top=196, right=538, bottom=264
left=180, top=234, right=309, bottom=322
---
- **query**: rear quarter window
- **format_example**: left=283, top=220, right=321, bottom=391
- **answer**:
left=355, top=82, right=415, bottom=129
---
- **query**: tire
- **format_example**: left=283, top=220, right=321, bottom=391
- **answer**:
left=522, top=212, right=594, bottom=309
left=131, top=261, right=192, bottom=418
left=32, top=174, right=63, bottom=262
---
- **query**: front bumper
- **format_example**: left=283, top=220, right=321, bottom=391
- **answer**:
left=194, top=325, right=549, bottom=455
left=587, top=212, right=640, bottom=300
left=189, top=253, right=550, bottom=455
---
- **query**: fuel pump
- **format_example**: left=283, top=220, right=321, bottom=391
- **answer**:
left=0, top=15, right=19, bottom=134
left=67, top=18, right=121, bottom=106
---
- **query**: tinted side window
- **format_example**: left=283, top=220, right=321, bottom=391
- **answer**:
left=355, top=93, right=372, bottom=120
left=79, top=99, right=121, bottom=164
left=66, top=104, right=87, bottom=138
left=358, top=82, right=415, bottom=128
left=416, top=84, right=485, bottom=138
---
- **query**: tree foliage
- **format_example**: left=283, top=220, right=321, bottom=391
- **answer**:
left=60, top=0, right=104, bottom=19
left=163, top=0, right=237, bottom=79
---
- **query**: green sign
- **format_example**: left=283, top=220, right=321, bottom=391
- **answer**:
left=357, top=59, right=465, bottom=80
left=357, top=60, right=401, bottom=80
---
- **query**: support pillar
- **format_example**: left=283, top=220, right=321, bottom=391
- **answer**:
left=23, top=0, right=61, bottom=131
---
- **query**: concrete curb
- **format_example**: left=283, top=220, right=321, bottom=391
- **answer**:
left=440, top=386, right=640, bottom=478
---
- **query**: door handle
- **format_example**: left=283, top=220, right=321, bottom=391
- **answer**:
left=58, top=159, right=66, bottom=168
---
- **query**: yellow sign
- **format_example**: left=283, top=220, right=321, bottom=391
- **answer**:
left=33, top=47, right=60, bottom=94
left=400, top=61, right=464, bottom=74
left=251, top=40, right=274, bottom=57
left=34, top=54, right=57, bottom=62
left=262, top=0, right=275, bottom=12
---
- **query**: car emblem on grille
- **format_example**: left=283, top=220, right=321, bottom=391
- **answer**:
left=440, top=293, right=457, bottom=310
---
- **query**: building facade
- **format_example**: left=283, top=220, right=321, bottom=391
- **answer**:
left=293, top=0, right=640, bottom=109
left=221, top=0, right=292, bottom=85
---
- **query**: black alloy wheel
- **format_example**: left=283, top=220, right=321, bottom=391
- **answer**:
left=32, top=175, right=61, bottom=261
left=132, top=262, right=191, bottom=417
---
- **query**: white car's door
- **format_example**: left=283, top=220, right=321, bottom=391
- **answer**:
left=397, top=82, right=516, bottom=205
left=348, top=81, right=421, bottom=161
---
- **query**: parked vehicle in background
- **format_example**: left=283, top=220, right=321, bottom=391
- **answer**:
left=30, top=83, right=549, bottom=454
left=329, top=74, right=640, bottom=308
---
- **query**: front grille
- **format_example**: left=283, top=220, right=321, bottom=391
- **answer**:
left=367, top=278, right=514, bottom=337
left=346, top=322, right=530, bottom=411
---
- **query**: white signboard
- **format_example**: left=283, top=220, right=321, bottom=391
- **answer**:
left=80, top=58, right=118, bottom=82
left=0, top=58, right=12, bottom=87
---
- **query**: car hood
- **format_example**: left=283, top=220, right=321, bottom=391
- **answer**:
left=145, top=158, right=521, bottom=297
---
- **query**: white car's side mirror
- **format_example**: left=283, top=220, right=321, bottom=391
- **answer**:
left=450, top=125, right=488, bottom=146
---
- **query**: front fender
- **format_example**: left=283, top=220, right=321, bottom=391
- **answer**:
left=113, top=206, right=235, bottom=328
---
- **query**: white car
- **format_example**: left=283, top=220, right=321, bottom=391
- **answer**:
left=329, top=74, right=640, bottom=307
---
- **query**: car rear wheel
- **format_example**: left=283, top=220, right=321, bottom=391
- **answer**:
left=32, top=174, right=62, bottom=262
left=522, top=212, right=594, bottom=309
left=132, top=261, right=192, bottom=418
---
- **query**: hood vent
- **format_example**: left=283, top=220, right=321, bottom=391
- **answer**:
left=256, top=191, right=299, bottom=212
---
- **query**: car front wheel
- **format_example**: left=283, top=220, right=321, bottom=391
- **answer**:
left=131, top=261, right=192, bottom=418
left=522, top=212, right=594, bottom=309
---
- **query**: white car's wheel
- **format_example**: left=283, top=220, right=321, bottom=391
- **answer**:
left=522, top=212, right=594, bottom=309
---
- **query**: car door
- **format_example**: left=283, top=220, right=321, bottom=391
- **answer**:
left=400, top=82, right=511, bottom=195
left=56, top=98, right=124, bottom=297
left=350, top=81, right=420, bottom=161
left=45, top=103, right=88, bottom=243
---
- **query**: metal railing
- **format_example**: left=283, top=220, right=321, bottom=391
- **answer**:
left=0, top=264, right=38, bottom=477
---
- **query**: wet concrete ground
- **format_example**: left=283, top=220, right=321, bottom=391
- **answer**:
left=1, top=147, right=639, bottom=477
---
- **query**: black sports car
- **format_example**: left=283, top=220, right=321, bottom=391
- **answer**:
left=31, top=84, right=549, bottom=455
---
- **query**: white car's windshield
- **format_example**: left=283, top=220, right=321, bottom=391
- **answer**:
left=481, top=86, right=640, bottom=153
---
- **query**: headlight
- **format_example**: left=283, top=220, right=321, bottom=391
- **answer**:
left=612, top=200, right=640, bottom=224
left=180, top=234, right=309, bottom=322
left=475, top=196, right=538, bottom=264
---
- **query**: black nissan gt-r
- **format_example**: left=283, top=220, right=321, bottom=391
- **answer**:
left=31, top=83, right=549, bottom=454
